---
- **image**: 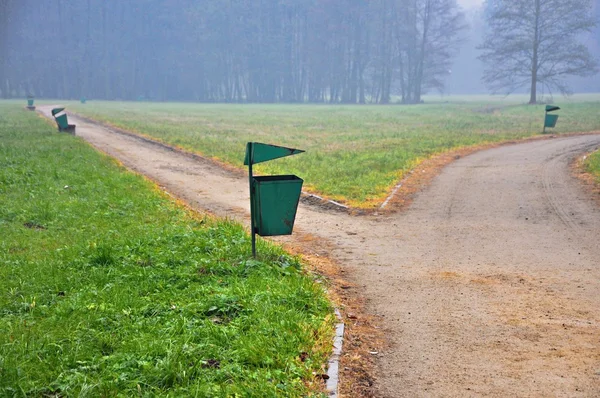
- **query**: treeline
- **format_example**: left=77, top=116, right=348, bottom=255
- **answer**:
left=0, top=0, right=465, bottom=103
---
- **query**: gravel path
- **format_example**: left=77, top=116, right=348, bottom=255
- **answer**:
left=40, top=106, right=600, bottom=397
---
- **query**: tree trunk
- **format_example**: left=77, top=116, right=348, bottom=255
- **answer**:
left=102, top=3, right=110, bottom=99
left=57, top=0, right=69, bottom=98
left=529, top=0, right=541, bottom=104
left=0, top=0, right=8, bottom=98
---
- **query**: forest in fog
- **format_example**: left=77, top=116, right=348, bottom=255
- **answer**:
left=1, top=0, right=598, bottom=103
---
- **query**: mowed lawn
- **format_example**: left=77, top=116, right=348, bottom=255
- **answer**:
left=62, top=96, right=600, bottom=207
left=0, top=103, right=333, bottom=396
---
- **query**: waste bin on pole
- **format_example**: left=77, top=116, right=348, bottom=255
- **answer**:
left=244, top=142, right=304, bottom=257
left=543, top=105, right=560, bottom=133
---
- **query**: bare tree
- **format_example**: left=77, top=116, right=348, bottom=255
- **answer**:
left=479, top=0, right=598, bottom=104
left=395, top=0, right=465, bottom=104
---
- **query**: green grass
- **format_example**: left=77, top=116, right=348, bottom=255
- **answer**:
left=0, top=104, right=333, bottom=397
left=585, top=149, right=600, bottom=182
left=55, top=96, right=600, bottom=207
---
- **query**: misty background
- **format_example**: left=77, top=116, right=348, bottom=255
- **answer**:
left=1, top=0, right=599, bottom=103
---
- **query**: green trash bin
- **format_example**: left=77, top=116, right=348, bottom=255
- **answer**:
left=544, top=114, right=559, bottom=128
left=245, top=141, right=305, bottom=256
left=251, top=175, right=303, bottom=236
left=55, top=113, right=69, bottom=129
left=51, top=107, right=76, bottom=134
left=26, top=96, right=35, bottom=110
left=543, top=105, right=560, bottom=133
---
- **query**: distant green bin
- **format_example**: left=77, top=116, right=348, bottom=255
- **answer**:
left=544, top=114, right=559, bottom=128
left=26, top=96, right=35, bottom=110
left=251, top=175, right=303, bottom=236
left=543, top=105, right=560, bottom=133
left=55, top=113, right=69, bottom=129
left=51, top=107, right=76, bottom=134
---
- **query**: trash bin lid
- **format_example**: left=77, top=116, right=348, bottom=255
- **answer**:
left=51, top=107, right=66, bottom=116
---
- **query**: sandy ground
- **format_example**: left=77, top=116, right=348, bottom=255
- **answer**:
left=39, top=107, right=600, bottom=397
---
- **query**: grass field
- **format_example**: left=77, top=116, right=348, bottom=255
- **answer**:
left=56, top=95, right=600, bottom=207
left=585, top=149, right=600, bottom=181
left=0, top=104, right=333, bottom=396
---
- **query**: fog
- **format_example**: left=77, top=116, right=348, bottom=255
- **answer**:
left=445, top=2, right=600, bottom=96
left=0, top=0, right=598, bottom=103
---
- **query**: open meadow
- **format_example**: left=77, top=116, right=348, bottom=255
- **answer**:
left=0, top=103, right=333, bottom=396
left=56, top=95, right=600, bottom=208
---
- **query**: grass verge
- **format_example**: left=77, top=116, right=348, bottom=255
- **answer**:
left=60, top=98, right=600, bottom=207
left=0, top=104, right=333, bottom=397
left=584, top=150, right=600, bottom=182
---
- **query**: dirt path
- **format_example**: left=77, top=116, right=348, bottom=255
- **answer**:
left=40, top=107, right=600, bottom=397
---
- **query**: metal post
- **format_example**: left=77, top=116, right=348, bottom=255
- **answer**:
left=543, top=110, right=547, bottom=134
left=247, top=143, right=256, bottom=257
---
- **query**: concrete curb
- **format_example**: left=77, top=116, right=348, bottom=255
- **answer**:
left=326, top=309, right=345, bottom=397
left=300, top=191, right=350, bottom=213
left=380, top=180, right=404, bottom=209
